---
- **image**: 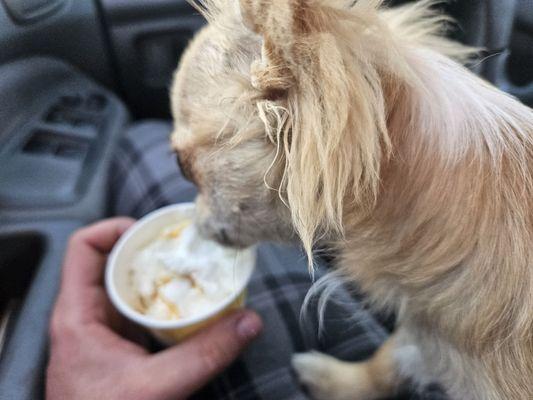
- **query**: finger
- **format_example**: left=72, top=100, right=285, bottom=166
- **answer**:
left=62, top=217, right=135, bottom=291
left=56, top=218, right=135, bottom=323
left=145, top=310, right=263, bottom=399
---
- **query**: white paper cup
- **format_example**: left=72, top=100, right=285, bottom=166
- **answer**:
left=105, top=203, right=256, bottom=345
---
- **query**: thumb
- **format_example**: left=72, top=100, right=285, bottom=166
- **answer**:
left=145, top=310, right=263, bottom=399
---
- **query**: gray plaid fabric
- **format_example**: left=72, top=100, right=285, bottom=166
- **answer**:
left=108, top=121, right=447, bottom=400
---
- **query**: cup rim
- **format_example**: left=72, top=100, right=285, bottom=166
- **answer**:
left=105, top=203, right=255, bottom=330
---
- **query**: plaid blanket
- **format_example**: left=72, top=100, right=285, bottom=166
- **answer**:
left=108, top=121, right=447, bottom=400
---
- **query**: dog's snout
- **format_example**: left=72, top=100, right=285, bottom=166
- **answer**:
left=216, top=227, right=234, bottom=247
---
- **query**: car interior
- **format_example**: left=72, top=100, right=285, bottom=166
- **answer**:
left=0, top=0, right=532, bottom=399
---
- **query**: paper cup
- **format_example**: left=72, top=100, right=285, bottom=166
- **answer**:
left=105, top=203, right=256, bottom=345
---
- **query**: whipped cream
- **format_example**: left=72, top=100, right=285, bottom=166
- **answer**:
left=130, top=222, right=253, bottom=321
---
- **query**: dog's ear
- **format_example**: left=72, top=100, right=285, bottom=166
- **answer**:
left=238, top=0, right=390, bottom=265
left=238, top=0, right=351, bottom=97
left=238, top=0, right=300, bottom=97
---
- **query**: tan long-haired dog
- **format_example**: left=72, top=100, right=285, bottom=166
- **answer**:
left=170, top=1, right=533, bottom=399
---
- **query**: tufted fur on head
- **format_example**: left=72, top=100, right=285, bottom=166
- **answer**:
left=170, top=1, right=533, bottom=398
left=173, top=0, right=478, bottom=260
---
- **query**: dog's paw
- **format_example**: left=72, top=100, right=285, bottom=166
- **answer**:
left=292, top=352, right=369, bottom=400
left=292, top=352, right=336, bottom=400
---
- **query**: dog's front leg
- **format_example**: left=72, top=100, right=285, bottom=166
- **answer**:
left=292, top=334, right=414, bottom=400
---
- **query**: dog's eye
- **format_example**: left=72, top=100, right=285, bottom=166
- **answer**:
left=176, top=153, right=194, bottom=183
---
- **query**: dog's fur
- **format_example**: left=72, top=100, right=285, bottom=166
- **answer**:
left=170, top=1, right=533, bottom=399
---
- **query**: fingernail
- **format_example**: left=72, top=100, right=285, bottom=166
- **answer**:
left=236, top=312, right=262, bottom=341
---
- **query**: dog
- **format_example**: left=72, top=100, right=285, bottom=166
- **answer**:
left=169, top=1, right=533, bottom=399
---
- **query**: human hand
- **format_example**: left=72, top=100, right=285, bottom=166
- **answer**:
left=46, top=218, right=263, bottom=400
